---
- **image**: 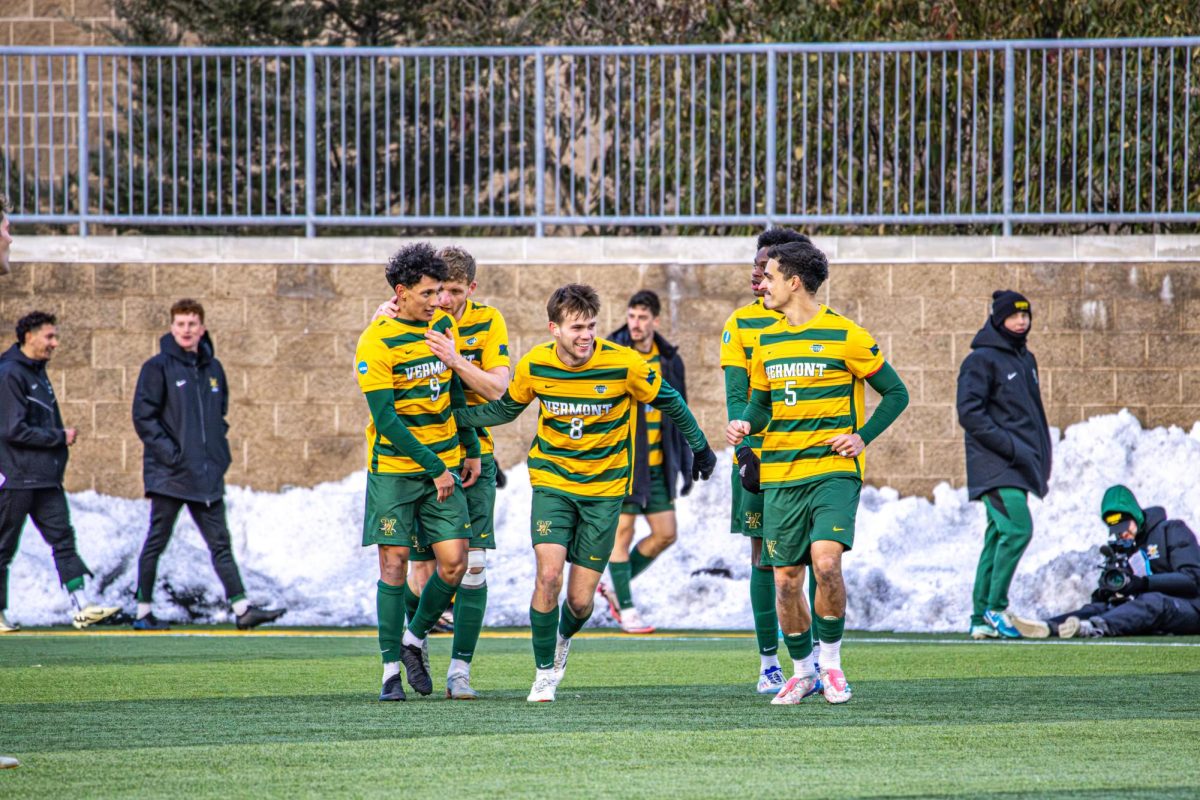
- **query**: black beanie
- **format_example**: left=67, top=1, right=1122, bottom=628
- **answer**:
left=990, top=290, right=1032, bottom=328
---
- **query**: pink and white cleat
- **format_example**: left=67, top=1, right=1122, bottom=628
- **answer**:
left=770, top=674, right=822, bottom=705
left=820, top=668, right=852, bottom=704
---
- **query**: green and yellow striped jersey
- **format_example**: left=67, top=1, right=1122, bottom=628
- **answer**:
left=720, top=298, right=782, bottom=455
left=354, top=310, right=463, bottom=475
left=509, top=338, right=662, bottom=498
left=638, top=343, right=664, bottom=468
left=748, top=305, right=885, bottom=487
left=456, top=299, right=511, bottom=456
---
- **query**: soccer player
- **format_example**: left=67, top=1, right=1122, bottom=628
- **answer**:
left=599, top=290, right=693, bottom=634
left=727, top=240, right=909, bottom=705
left=454, top=284, right=717, bottom=702
left=355, top=243, right=480, bottom=702
left=720, top=228, right=808, bottom=694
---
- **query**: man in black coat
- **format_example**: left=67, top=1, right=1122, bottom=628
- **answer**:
left=131, top=299, right=284, bottom=630
left=0, top=310, right=119, bottom=631
left=1016, top=485, right=1200, bottom=638
left=956, top=290, right=1051, bottom=640
left=597, top=290, right=694, bottom=634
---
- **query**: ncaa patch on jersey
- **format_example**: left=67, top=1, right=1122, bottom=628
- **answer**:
left=357, top=361, right=369, bottom=374
left=722, top=330, right=731, bottom=343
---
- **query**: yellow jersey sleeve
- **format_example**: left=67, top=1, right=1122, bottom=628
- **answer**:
left=480, top=311, right=511, bottom=373
left=845, top=325, right=886, bottom=379
left=748, top=347, right=770, bottom=393
left=507, top=353, right=537, bottom=405
left=719, top=313, right=745, bottom=368
left=355, top=326, right=394, bottom=394
left=625, top=349, right=663, bottom=405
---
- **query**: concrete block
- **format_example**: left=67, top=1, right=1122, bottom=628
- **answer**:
left=217, top=333, right=277, bottom=367
left=95, top=263, right=154, bottom=296
left=994, top=236, right=1074, bottom=261
left=892, top=263, right=953, bottom=299
left=1142, top=405, right=1200, bottom=430
left=336, top=402, right=369, bottom=437
left=227, top=402, right=275, bottom=438
left=1017, top=262, right=1082, bottom=295
left=858, top=295, right=924, bottom=335
left=146, top=238, right=220, bottom=262
left=332, top=263, right=388, bottom=298
left=306, top=436, right=364, bottom=476
left=1032, top=333, right=1083, bottom=368
left=92, top=401, right=131, bottom=439
left=276, top=332, right=337, bottom=366
left=218, top=237, right=298, bottom=263
left=1088, top=335, right=1148, bottom=368
left=34, top=262, right=91, bottom=294
left=524, top=237, right=604, bottom=263
left=837, top=237, right=914, bottom=262
left=78, top=237, right=148, bottom=262
left=154, top=263, right=214, bottom=298
left=1049, top=369, right=1115, bottom=405
left=1115, top=371, right=1180, bottom=405
left=91, top=330, right=155, bottom=369
left=913, top=236, right=994, bottom=261
left=1147, top=334, right=1200, bottom=367
left=922, top=369, right=957, bottom=405
left=1154, top=236, right=1200, bottom=260
left=91, top=470, right=143, bottom=500
left=1074, top=236, right=1155, bottom=260
left=244, top=296, right=307, bottom=331
left=1046, top=404, right=1085, bottom=430
left=277, top=263, right=338, bottom=299
left=211, top=264, right=278, bottom=298
left=888, top=404, right=957, bottom=439
left=889, top=333, right=954, bottom=371
left=276, top=402, right=338, bottom=438
left=952, top=262, right=1021, bottom=297
left=921, top=439, right=967, bottom=478
left=306, top=367, right=354, bottom=400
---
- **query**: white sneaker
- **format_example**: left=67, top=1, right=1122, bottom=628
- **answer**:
left=553, top=634, right=572, bottom=675
left=770, top=674, right=821, bottom=705
left=1012, top=616, right=1051, bottom=639
left=596, top=582, right=622, bottom=623
left=820, top=668, right=852, bottom=704
left=527, top=668, right=561, bottom=702
left=618, top=607, right=655, bottom=634
left=72, top=605, right=120, bottom=629
left=756, top=664, right=785, bottom=694
left=0, top=612, right=19, bottom=633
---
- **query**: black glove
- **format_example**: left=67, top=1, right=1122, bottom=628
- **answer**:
left=1121, top=572, right=1148, bottom=595
left=494, top=464, right=507, bottom=490
left=735, top=445, right=761, bottom=495
left=691, top=445, right=717, bottom=481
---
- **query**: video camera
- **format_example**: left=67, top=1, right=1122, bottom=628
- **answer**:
left=1097, top=533, right=1138, bottom=595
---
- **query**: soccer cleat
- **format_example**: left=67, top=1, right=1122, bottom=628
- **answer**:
left=1059, top=617, right=1102, bottom=639
left=983, top=609, right=1022, bottom=639
left=132, top=613, right=171, bottom=631
left=597, top=582, right=622, bottom=623
left=379, top=673, right=407, bottom=701
left=770, top=674, right=821, bottom=705
left=553, top=635, right=572, bottom=675
left=756, top=664, right=786, bottom=695
left=618, top=607, right=655, bottom=635
left=820, top=668, right=853, bottom=704
left=445, top=672, right=479, bottom=700
left=0, top=756, right=19, bottom=769
left=969, top=624, right=999, bottom=640
left=420, top=637, right=431, bottom=677
left=0, top=611, right=20, bottom=633
left=71, top=605, right=120, bottom=629
left=431, top=608, right=455, bottom=634
left=527, top=668, right=561, bottom=702
left=399, top=642, right=434, bottom=695
left=236, top=605, right=286, bottom=630
left=1012, top=616, right=1051, bottom=639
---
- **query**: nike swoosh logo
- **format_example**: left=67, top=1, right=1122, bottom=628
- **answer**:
left=832, top=526, right=845, bottom=532
left=176, top=380, right=187, bottom=387
left=479, top=533, right=490, bottom=539
left=588, top=556, right=602, bottom=561
left=1007, top=372, right=1017, bottom=380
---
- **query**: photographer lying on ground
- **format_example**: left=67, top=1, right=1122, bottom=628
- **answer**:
left=1016, top=485, right=1200, bottom=638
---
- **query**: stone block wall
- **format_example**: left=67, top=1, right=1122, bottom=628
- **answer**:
left=0, top=1, right=116, bottom=46
left=4, top=235, right=1200, bottom=499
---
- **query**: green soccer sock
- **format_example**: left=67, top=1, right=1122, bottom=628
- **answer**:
left=815, top=615, right=845, bottom=644
left=608, top=561, right=635, bottom=610
left=628, top=544, right=656, bottom=579
left=377, top=580, right=406, bottom=663
left=558, top=601, right=590, bottom=639
left=782, top=627, right=814, bottom=661
left=403, top=582, right=420, bottom=626
left=749, top=567, right=779, bottom=656
left=450, top=584, right=487, bottom=664
left=407, top=572, right=457, bottom=639
left=530, top=606, right=559, bottom=670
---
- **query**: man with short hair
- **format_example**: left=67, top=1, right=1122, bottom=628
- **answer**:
left=454, top=284, right=717, bottom=702
left=598, top=289, right=693, bottom=634
left=131, top=299, right=286, bottom=632
left=721, top=228, right=807, bottom=694
left=0, top=310, right=119, bottom=631
left=356, top=242, right=479, bottom=701
left=727, top=240, right=909, bottom=705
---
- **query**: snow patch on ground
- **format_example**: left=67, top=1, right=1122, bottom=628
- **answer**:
left=7, top=411, right=1199, bottom=632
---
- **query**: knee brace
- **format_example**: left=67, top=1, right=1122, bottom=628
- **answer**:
left=460, top=550, right=487, bottom=588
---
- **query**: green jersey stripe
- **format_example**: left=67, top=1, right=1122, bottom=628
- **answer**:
left=380, top=332, right=426, bottom=348
left=769, top=383, right=854, bottom=402
left=527, top=457, right=629, bottom=484
left=762, top=355, right=848, bottom=372
left=396, top=409, right=452, bottom=427
left=542, top=411, right=631, bottom=436
left=767, top=415, right=854, bottom=433
left=735, top=316, right=779, bottom=330
left=761, top=444, right=835, bottom=463
left=759, top=328, right=849, bottom=345
left=375, top=432, right=460, bottom=458
left=528, top=363, right=629, bottom=382
left=535, top=436, right=626, bottom=460
left=457, top=320, right=493, bottom=337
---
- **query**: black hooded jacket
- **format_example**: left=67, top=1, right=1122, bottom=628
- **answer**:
left=0, top=343, right=69, bottom=490
left=609, top=326, right=694, bottom=503
left=132, top=332, right=232, bottom=503
left=956, top=321, right=1052, bottom=500
left=1104, top=506, right=1200, bottom=603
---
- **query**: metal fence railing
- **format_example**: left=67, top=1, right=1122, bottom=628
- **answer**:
left=2, top=39, right=1199, bottom=235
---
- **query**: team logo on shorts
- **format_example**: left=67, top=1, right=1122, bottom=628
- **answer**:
left=745, top=511, right=762, bottom=530
left=765, top=539, right=777, bottom=558
left=357, top=361, right=369, bottom=375
left=536, top=520, right=553, bottom=536
left=378, top=517, right=398, bottom=537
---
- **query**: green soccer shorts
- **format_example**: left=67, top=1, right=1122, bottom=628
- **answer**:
left=465, top=454, right=498, bottom=549
left=760, top=476, right=861, bottom=567
left=362, top=471, right=471, bottom=560
left=730, top=462, right=766, bottom=538
left=620, top=466, right=675, bottom=516
left=529, top=488, right=624, bottom=573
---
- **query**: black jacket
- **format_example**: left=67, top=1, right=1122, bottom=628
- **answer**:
left=0, top=343, right=69, bottom=490
left=609, top=325, right=694, bottom=502
left=956, top=322, right=1052, bottom=500
left=132, top=332, right=232, bottom=503
left=1100, top=506, right=1200, bottom=603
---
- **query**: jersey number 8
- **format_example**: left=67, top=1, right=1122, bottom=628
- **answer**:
left=569, top=417, right=584, bottom=440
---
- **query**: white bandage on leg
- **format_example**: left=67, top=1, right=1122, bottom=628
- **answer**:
left=460, top=549, right=487, bottom=588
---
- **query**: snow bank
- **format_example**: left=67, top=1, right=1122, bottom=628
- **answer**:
left=6, top=411, right=1199, bottom=632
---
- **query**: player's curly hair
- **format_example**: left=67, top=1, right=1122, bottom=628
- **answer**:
left=756, top=227, right=810, bottom=251
left=436, top=245, right=477, bottom=285
left=547, top=283, right=601, bottom=325
left=767, top=240, right=829, bottom=294
left=16, top=310, right=56, bottom=345
left=385, top=242, right=448, bottom=289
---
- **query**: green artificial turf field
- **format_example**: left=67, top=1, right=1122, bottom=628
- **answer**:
left=1, top=629, right=1198, bottom=798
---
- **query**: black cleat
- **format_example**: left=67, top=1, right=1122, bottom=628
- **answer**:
left=132, top=613, right=170, bottom=631
left=379, top=674, right=407, bottom=701
left=236, top=606, right=286, bottom=630
left=399, top=642, right=433, bottom=695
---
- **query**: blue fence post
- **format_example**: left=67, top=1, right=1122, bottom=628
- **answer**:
left=765, top=49, right=777, bottom=227
left=304, top=51, right=317, bottom=237
left=534, top=52, right=546, bottom=237
left=1002, top=44, right=1014, bottom=236
left=77, top=51, right=88, bottom=237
